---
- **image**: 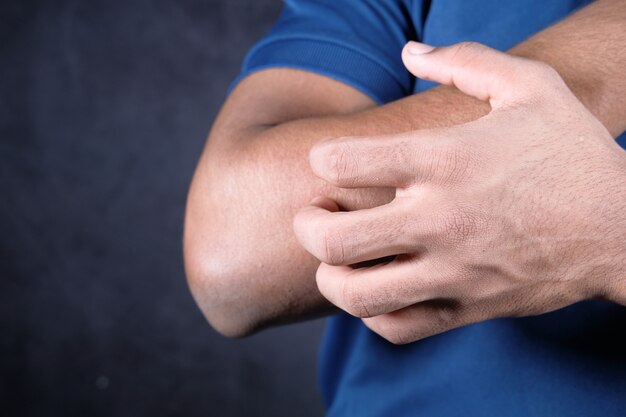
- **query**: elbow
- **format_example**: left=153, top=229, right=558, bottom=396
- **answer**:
left=183, top=156, right=267, bottom=338
left=184, top=248, right=264, bottom=338
left=183, top=143, right=302, bottom=337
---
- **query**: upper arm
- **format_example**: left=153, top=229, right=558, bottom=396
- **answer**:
left=216, top=68, right=376, bottom=135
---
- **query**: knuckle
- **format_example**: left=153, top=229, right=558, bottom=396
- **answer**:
left=454, top=41, right=484, bottom=57
left=450, top=42, right=487, bottom=68
left=386, top=332, right=411, bottom=345
left=341, top=279, right=370, bottom=318
left=420, top=301, right=462, bottom=338
left=432, top=305, right=457, bottom=329
left=530, top=61, right=560, bottom=82
left=375, top=318, right=411, bottom=345
left=317, top=227, right=346, bottom=266
left=523, top=61, right=566, bottom=95
left=326, top=144, right=358, bottom=185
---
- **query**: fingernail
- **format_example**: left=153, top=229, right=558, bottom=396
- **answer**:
left=406, top=41, right=435, bottom=55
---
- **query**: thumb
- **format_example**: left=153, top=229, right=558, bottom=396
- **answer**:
left=402, top=41, right=531, bottom=107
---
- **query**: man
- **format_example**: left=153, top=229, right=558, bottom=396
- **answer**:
left=185, top=0, right=626, bottom=415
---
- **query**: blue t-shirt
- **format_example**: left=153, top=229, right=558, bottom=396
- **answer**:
left=235, top=1, right=626, bottom=415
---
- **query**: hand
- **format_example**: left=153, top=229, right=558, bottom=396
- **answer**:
left=293, top=41, right=626, bottom=344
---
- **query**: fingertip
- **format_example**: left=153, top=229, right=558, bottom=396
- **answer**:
left=315, top=262, right=334, bottom=288
left=315, top=263, right=353, bottom=304
left=402, top=42, right=436, bottom=79
left=308, top=196, right=340, bottom=212
left=292, top=205, right=315, bottom=252
left=309, top=141, right=331, bottom=177
left=404, top=41, right=435, bottom=56
left=309, top=138, right=339, bottom=179
left=292, top=196, right=339, bottom=250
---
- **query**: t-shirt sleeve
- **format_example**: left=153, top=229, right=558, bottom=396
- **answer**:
left=231, top=0, right=421, bottom=105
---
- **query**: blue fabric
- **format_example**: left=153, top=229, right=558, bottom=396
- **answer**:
left=232, top=0, right=421, bottom=104
left=235, top=0, right=626, bottom=415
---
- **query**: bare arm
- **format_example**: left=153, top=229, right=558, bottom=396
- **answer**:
left=184, top=0, right=626, bottom=337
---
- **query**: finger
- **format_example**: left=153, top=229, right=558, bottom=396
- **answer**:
left=316, top=256, right=453, bottom=318
left=310, top=131, right=474, bottom=188
left=307, top=195, right=340, bottom=212
left=362, top=299, right=483, bottom=344
left=402, top=41, right=540, bottom=107
left=310, top=134, right=417, bottom=188
left=293, top=198, right=430, bottom=266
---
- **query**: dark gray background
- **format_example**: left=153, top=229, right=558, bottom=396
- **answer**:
left=0, top=1, right=326, bottom=416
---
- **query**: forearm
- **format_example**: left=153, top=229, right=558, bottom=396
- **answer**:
left=511, top=0, right=626, bottom=136
left=184, top=86, right=484, bottom=336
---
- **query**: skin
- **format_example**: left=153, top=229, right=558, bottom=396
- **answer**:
left=184, top=0, right=626, bottom=337
left=294, top=42, right=626, bottom=344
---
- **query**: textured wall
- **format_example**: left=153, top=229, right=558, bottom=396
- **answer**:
left=0, top=1, right=325, bottom=416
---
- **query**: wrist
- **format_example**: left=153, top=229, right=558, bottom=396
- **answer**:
left=511, top=40, right=626, bottom=138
